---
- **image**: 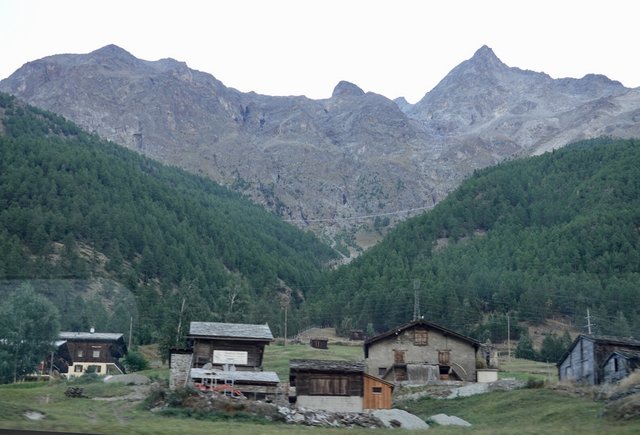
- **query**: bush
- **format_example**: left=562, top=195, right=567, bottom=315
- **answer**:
left=121, top=351, right=149, bottom=372
left=166, top=386, right=199, bottom=407
left=526, top=377, right=544, bottom=389
left=70, top=371, right=100, bottom=384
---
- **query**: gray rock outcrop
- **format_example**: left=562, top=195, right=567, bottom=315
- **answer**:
left=3, top=44, right=639, bottom=250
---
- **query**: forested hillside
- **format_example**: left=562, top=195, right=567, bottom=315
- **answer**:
left=0, top=93, right=337, bottom=352
left=308, top=137, right=640, bottom=341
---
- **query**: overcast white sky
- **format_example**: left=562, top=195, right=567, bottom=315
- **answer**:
left=1, top=0, right=638, bottom=103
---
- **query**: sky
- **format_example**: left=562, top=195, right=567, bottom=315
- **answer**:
left=1, top=0, right=639, bottom=103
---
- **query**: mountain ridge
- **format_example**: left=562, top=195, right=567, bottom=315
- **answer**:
left=2, top=44, right=640, bottom=252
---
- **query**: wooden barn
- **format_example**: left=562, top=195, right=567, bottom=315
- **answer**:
left=364, top=319, right=480, bottom=383
left=50, top=330, right=127, bottom=378
left=289, top=359, right=393, bottom=412
left=187, top=321, right=274, bottom=371
left=602, top=350, right=640, bottom=384
left=309, top=337, right=328, bottom=349
left=170, top=321, right=280, bottom=400
left=557, top=335, right=640, bottom=385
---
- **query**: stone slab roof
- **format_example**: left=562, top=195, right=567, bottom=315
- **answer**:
left=59, top=331, right=123, bottom=341
left=188, top=322, right=273, bottom=341
left=289, top=359, right=365, bottom=373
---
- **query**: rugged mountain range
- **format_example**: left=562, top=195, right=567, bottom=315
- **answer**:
left=2, top=44, right=639, bottom=251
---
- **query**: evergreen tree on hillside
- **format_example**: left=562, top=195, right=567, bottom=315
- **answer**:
left=311, top=137, right=640, bottom=338
left=0, top=93, right=336, bottom=346
left=0, top=285, right=60, bottom=383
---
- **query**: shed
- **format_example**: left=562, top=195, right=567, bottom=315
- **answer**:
left=350, top=330, right=365, bottom=341
left=557, top=335, right=640, bottom=385
left=289, top=359, right=393, bottom=412
left=309, top=337, right=328, bottom=349
left=364, top=319, right=480, bottom=383
left=602, top=350, right=640, bottom=384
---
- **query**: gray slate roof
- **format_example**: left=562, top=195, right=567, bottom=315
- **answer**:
left=289, top=359, right=365, bottom=373
left=190, top=368, right=280, bottom=384
left=59, top=331, right=123, bottom=341
left=189, top=322, right=273, bottom=341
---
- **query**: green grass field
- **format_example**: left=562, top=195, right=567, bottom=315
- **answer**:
left=498, top=357, right=559, bottom=382
left=1, top=344, right=638, bottom=434
left=263, top=342, right=363, bottom=380
left=398, top=388, right=639, bottom=435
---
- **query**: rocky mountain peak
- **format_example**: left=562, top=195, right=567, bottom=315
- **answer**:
left=91, top=44, right=134, bottom=58
left=2, top=45, right=640, bottom=252
left=88, top=44, right=140, bottom=67
left=332, top=80, right=365, bottom=98
left=458, top=44, right=508, bottom=76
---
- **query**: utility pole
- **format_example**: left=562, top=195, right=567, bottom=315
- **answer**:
left=507, top=312, right=511, bottom=363
left=176, top=298, right=186, bottom=345
left=586, top=308, right=594, bottom=335
left=128, top=316, right=133, bottom=349
left=413, top=279, right=421, bottom=320
left=284, top=304, right=288, bottom=347
left=280, top=290, right=291, bottom=346
left=49, top=350, right=54, bottom=382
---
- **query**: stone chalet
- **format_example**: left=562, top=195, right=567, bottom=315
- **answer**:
left=170, top=321, right=280, bottom=400
left=364, top=319, right=481, bottom=383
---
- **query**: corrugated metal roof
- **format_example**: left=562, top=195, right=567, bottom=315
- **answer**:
left=190, top=368, right=280, bottom=384
left=188, top=322, right=273, bottom=340
left=59, top=331, right=123, bottom=341
left=289, top=359, right=365, bottom=373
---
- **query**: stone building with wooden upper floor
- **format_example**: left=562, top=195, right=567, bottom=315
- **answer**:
left=364, top=319, right=481, bottom=383
left=170, top=321, right=281, bottom=401
left=187, top=321, right=274, bottom=371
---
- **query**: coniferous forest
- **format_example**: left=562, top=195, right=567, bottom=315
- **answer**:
left=309, top=136, right=640, bottom=340
left=1, top=91, right=640, bottom=356
left=0, top=93, right=337, bottom=355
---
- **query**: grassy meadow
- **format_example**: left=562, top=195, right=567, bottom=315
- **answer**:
left=1, top=342, right=638, bottom=434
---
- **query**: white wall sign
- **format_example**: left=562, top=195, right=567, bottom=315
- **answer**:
left=213, top=350, right=248, bottom=365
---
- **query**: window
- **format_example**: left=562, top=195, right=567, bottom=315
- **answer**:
left=74, top=365, right=83, bottom=373
left=309, top=377, right=348, bottom=396
left=77, top=350, right=84, bottom=358
left=414, top=329, right=428, bottom=346
left=92, top=350, right=101, bottom=358
left=372, top=387, right=383, bottom=395
left=438, top=350, right=450, bottom=365
left=378, top=367, right=387, bottom=376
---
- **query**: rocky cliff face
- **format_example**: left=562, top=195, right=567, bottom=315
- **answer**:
left=3, top=44, right=640, bottom=252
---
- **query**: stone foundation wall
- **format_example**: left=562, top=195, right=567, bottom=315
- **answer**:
left=170, top=352, right=192, bottom=390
